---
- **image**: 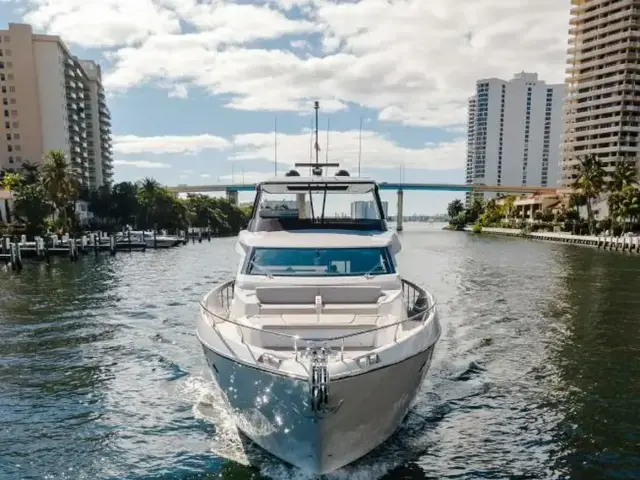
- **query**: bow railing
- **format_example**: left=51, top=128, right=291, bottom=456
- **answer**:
left=199, top=279, right=436, bottom=364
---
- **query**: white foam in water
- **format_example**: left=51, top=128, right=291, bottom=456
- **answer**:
left=177, top=374, right=251, bottom=466
left=178, top=373, right=434, bottom=480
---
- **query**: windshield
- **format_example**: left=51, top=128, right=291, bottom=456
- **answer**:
left=249, top=184, right=389, bottom=232
left=245, top=247, right=395, bottom=277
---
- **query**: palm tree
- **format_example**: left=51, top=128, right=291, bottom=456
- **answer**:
left=572, top=154, right=606, bottom=234
left=41, top=150, right=79, bottom=229
left=610, top=185, right=640, bottom=233
left=607, top=160, right=638, bottom=231
left=503, top=195, right=517, bottom=219
left=608, top=160, right=637, bottom=192
left=20, top=161, right=41, bottom=185
left=137, top=178, right=161, bottom=229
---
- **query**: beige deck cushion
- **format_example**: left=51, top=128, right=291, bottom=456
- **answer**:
left=255, top=285, right=382, bottom=305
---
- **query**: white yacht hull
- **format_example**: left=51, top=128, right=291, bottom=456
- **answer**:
left=200, top=343, right=436, bottom=474
left=144, top=237, right=180, bottom=248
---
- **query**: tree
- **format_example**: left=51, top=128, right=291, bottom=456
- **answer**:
left=607, top=160, right=638, bottom=231
left=478, top=199, right=504, bottom=227
left=608, top=160, right=637, bottom=193
left=41, top=150, right=79, bottom=230
left=1, top=172, right=23, bottom=193
left=609, top=185, right=640, bottom=233
left=572, top=154, right=605, bottom=234
left=12, top=182, right=52, bottom=235
left=111, top=182, right=139, bottom=226
left=20, top=161, right=41, bottom=185
left=465, top=198, right=484, bottom=223
left=447, top=199, right=464, bottom=220
left=503, top=195, right=517, bottom=219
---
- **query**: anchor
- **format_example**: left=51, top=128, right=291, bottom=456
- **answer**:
left=303, top=343, right=343, bottom=419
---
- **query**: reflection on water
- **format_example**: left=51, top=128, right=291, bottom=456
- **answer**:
left=1, top=225, right=639, bottom=480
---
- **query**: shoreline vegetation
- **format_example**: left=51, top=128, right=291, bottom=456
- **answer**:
left=446, top=155, right=640, bottom=240
left=0, top=150, right=250, bottom=239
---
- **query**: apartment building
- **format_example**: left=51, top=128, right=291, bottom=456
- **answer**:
left=465, top=72, right=564, bottom=202
left=350, top=200, right=389, bottom=219
left=0, top=23, right=113, bottom=189
left=562, top=0, right=640, bottom=186
left=80, top=60, right=113, bottom=187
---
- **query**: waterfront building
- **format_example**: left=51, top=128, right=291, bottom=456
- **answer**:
left=465, top=72, right=564, bottom=203
left=0, top=23, right=113, bottom=189
left=562, top=0, right=640, bottom=188
left=350, top=200, right=389, bottom=219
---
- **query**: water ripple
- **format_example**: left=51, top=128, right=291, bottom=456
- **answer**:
left=1, top=228, right=639, bottom=480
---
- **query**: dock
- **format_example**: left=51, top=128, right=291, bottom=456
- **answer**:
left=0, top=228, right=219, bottom=271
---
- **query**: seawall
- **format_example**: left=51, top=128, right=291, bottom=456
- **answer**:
left=464, top=227, right=640, bottom=252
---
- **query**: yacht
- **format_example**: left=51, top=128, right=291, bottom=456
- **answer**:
left=115, top=230, right=182, bottom=248
left=196, top=167, right=441, bottom=474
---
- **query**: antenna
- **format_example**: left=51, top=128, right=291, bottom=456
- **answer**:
left=325, top=117, right=330, bottom=164
left=274, top=117, right=278, bottom=176
left=308, top=118, right=313, bottom=174
left=358, top=116, right=363, bottom=177
left=314, top=101, right=320, bottom=165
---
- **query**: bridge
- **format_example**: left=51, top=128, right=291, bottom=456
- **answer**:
left=168, top=181, right=557, bottom=232
left=168, top=182, right=558, bottom=195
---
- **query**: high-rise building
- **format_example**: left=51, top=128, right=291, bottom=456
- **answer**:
left=562, top=0, right=640, bottom=186
left=0, top=23, right=113, bottom=189
left=80, top=60, right=113, bottom=187
left=465, top=72, right=564, bottom=201
left=350, top=201, right=388, bottom=219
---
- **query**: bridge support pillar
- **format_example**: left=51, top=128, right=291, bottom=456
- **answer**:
left=396, top=189, right=404, bottom=232
left=296, top=194, right=307, bottom=218
left=226, top=189, right=238, bottom=205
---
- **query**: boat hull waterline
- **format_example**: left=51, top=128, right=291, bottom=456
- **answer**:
left=199, top=337, right=438, bottom=474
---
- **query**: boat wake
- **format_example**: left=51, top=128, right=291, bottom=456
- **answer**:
left=179, top=373, right=444, bottom=480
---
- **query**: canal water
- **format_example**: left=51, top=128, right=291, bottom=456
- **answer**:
left=1, top=224, right=639, bottom=480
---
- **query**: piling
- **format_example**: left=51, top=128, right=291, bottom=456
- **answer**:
left=69, top=238, right=78, bottom=262
left=109, top=235, right=116, bottom=256
left=16, top=242, right=22, bottom=270
left=127, top=230, right=132, bottom=251
left=153, top=231, right=157, bottom=249
left=10, top=243, right=22, bottom=271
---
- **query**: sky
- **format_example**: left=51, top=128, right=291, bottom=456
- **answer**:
left=1, top=0, right=570, bottom=215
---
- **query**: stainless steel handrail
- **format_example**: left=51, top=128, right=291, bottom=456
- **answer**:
left=199, top=279, right=437, bottom=360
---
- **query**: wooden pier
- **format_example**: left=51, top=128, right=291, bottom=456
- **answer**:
left=0, top=229, right=212, bottom=271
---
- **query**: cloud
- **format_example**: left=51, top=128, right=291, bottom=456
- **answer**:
left=93, top=0, right=568, bottom=127
left=23, top=0, right=181, bottom=47
left=22, top=0, right=569, bottom=127
left=108, top=128, right=464, bottom=173
left=113, top=134, right=230, bottom=155
left=113, top=160, right=171, bottom=169
left=232, top=129, right=466, bottom=171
